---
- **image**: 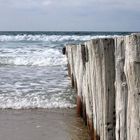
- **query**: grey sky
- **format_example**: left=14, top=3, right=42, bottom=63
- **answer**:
left=0, top=0, right=140, bottom=31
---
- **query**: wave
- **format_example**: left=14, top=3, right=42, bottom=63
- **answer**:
left=0, top=34, right=119, bottom=42
left=0, top=48, right=67, bottom=66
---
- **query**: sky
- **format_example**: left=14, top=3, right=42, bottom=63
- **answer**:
left=0, top=0, right=140, bottom=31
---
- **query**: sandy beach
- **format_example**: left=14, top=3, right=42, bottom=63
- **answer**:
left=0, top=109, right=89, bottom=140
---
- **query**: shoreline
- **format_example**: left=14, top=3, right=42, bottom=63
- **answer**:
left=0, top=108, right=89, bottom=140
left=0, top=109, right=88, bottom=140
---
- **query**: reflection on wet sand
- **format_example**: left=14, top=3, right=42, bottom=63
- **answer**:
left=0, top=109, right=89, bottom=140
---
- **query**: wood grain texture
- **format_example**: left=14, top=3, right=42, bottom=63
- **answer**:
left=65, top=34, right=140, bottom=140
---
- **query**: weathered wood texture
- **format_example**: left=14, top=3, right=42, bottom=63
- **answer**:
left=65, top=34, right=140, bottom=140
left=124, top=35, right=140, bottom=140
left=115, top=34, right=140, bottom=140
left=115, top=37, right=128, bottom=140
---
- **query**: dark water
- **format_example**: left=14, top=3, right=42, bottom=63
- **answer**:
left=0, top=31, right=132, bottom=35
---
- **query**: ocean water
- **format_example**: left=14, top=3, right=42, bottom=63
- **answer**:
left=0, top=31, right=131, bottom=109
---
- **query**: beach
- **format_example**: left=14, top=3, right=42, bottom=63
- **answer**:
left=0, top=108, right=89, bottom=140
left=0, top=32, right=132, bottom=140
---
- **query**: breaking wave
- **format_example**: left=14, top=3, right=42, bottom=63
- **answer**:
left=0, top=34, right=119, bottom=42
left=0, top=48, right=67, bottom=66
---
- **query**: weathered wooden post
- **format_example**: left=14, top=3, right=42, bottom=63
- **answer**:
left=124, top=34, right=140, bottom=140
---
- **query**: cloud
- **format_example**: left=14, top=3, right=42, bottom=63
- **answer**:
left=0, top=0, right=139, bottom=31
left=0, top=0, right=52, bottom=9
left=0, top=0, right=139, bottom=11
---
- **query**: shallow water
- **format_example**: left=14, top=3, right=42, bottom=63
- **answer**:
left=0, top=65, right=76, bottom=109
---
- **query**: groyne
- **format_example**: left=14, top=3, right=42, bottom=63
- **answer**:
left=65, top=34, right=140, bottom=140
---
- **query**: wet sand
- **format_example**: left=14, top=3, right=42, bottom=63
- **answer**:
left=0, top=109, right=89, bottom=140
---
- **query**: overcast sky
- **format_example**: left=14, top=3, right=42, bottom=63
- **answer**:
left=0, top=0, right=140, bottom=31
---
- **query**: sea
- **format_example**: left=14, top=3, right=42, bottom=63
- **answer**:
left=0, top=31, right=131, bottom=109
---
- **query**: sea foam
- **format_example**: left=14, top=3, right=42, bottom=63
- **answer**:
left=0, top=92, right=76, bottom=109
left=0, top=48, right=67, bottom=66
left=0, top=34, right=119, bottom=42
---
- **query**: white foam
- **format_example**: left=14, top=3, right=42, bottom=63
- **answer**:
left=0, top=92, right=76, bottom=109
left=0, top=48, right=67, bottom=66
left=0, top=34, right=119, bottom=42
